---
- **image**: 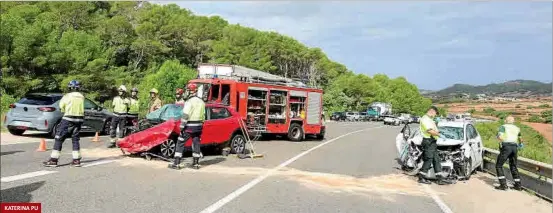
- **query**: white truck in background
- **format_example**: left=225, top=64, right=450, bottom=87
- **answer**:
left=367, top=102, right=393, bottom=121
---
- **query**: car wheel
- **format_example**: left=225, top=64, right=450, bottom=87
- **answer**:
left=315, top=128, right=325, bottom=141
left=462, top=158, right=472, bottom=180
left=230, top=134, right=246, bottom=154
left=8, top=128, right=25, bottom=136
left=102, top=119, right=112, bottom=135
left=288, top=123, right=304, bottom=142
left=159, top=138, right=176, bottom=158
left=48, top=122, right=61, bottom=139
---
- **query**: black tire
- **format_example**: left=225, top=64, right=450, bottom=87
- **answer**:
left=315, top=128, right=325, bottom=140
left=159, top=138, right=176, bottom=158
left=230, top=134, right=247, bottom=154
left=101, top=119, right=112, bottom=135
left=48, top=122, right=61, bottom=139
left=288, top=123, right=304, bottom=142
left=8, top=128, right=25, bottom=136
left=461, top=158, right=473, bottom=180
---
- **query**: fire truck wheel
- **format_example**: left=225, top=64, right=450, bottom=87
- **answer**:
left=288, top=123, right=304, bottom=142
left=230, top=134, right=246, bottom=154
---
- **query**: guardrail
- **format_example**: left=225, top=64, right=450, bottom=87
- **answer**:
left=482, top=147, right=552, bottom=201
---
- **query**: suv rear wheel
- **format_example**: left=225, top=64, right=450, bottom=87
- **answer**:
left=230, top=134, right=246, bottom=154
left=288, top=123, right=304, bottom=142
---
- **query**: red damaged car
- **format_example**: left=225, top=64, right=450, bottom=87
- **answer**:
left=118, top=103, right=247, bottom=159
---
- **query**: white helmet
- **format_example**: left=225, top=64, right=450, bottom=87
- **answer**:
left=118, top=85, right=127, bottom=92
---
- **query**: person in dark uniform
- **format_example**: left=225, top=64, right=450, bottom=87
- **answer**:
left=495, top=115, right=523, bottom=191
left=43, top=80, right=85, bottom=167
left=169, top=83, right=206, bottom=170
left=418, top=106, right=452, bottom=185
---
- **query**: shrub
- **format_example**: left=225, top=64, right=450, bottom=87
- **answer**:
left=527, top=115, right=543, bottom=123
left=539, top=104, right=551, bottom=108
left=527, top=106, right=535, bottom=109
left=468, top=108, right=476, bottom=114
left=541, top=111, right=552, bottom=123
left=515, top=105, right=521, bottom=108
left=483, top=107, right=496, bottom=113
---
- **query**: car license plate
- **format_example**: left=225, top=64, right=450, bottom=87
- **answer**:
left=11, top=121, right=31, bottom=127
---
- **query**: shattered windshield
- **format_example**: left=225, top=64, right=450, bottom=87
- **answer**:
left=438, top=126, right=464, bottom=140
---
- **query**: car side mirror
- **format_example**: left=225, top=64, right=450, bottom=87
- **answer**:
left=97, top=106, right=103, bottom=111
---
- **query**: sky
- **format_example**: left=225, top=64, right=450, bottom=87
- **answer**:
left=158, top=1, right=552, bottom=90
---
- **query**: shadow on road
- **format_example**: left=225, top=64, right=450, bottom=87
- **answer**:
left=477, top=173, right=499, bottom=187
left=0, top=181, right=45, bottom=202
left=0, top=150, right=24, bottom=156
left=201, top=157, right=226, bottom=166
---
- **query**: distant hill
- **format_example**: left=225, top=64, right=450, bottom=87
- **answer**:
left=430, top=80, right=552, bottom=97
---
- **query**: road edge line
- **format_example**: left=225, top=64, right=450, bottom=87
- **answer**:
left=198, top=125, right=384, bottom=213
left=1, top=170, right=58, bottom=183
left=423, top=184, right=454, bottom=213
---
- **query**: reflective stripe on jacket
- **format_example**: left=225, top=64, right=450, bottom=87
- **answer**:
left=420, top=115, right=438, bottom=139
left=112, top=96, right=129, bottom=114
left=183, top=96, right=205, bottom=122
left=59, top=92, right=85, bottom=118
left=498, top=124, right=521, bottom=143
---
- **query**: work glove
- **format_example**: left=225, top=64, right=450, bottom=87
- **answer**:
left=518, top=143, right=524, bottom=149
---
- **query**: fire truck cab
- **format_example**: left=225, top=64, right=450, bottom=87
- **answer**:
left=188, top=63, right=325, bottom=142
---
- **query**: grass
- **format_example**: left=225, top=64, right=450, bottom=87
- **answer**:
left=475, top=121, right=552, bottom=164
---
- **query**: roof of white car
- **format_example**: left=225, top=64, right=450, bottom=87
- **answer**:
left=437, top=121, right=465, bottom=128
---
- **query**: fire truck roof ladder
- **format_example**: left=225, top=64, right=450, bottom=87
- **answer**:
left=197, top=63, right=311, bottom=88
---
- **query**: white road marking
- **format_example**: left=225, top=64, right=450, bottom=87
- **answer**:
left=1, top=170, right=58, bottom=183
left=423, top=185, right=454, bottom=213
left=82, top=159, right=117, bottom=168
left=198, top=125, right=384, bottom=213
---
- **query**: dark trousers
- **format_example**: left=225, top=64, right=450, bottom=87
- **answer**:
left=176, top=125, right=203, bottom=158
left=496, top=143, right=520, bottom=183
left=420, top=137, right=442, bottom=176
left=53, top=119, right=83, bottom=153
left=110, top=115, right=127, bottom=139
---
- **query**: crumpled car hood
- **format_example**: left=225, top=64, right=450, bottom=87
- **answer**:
left=118, top=119, right=181, bottom=154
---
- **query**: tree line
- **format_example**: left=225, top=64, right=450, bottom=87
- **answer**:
left=1, top=1, right=432, bottom=115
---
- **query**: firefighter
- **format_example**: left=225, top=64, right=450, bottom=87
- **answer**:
left=107, top=85, right=130, bottom=148
left=495, top=115, right=523, bottom=191
left=175, top=88, right=185, bottom=106
left=418, top=106, right=452, bottom=185
left=43, top=80, right=85, bottom=167
left=169, top=83, right=206, bottom=170
left=128, top=88, right=140, bottom=119
left=149, top=88, right=162, bottom=113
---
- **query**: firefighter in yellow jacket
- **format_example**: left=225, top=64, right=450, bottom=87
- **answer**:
left=43, top=80, right=85, bottom=167
left=149, top=88, right=162, bottom=113
left=169, top=83, right=205, bottom=170
left=107, top=85, right=130, bottom=148
left=128, top=88, right=140, bottom=119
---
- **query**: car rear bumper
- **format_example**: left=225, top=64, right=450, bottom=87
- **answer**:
left=4, top=113, right=56, bottom=132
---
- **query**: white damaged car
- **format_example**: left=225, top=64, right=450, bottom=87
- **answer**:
left=396, top=121, right=484, bottom=181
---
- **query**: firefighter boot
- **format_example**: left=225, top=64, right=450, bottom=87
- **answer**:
left=107, top=138, right=117, bottom=148
left=418, top=174, right=431, bottom=184
left=71, top=158, right=82, bottom=167
left=43, top=158, right=59, bottom=168
left=168, top=157, right=182, bottom=170
left=495, top=179, right=508, bottom=190
left=192, top=157, right=200, bottom=170
left=513, top=181, right=523, bottom=191
left=435, top=175, right=452, bottom=185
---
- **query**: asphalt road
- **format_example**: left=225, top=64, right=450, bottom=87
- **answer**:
left=1, top=122, right=550, bottom=213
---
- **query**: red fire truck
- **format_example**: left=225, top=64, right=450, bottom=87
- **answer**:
left=187, top=63, right=325, bottom=141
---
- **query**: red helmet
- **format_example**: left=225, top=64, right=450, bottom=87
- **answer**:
left=175, top=88, right=184, bottom=95
left=187, top=83, right=197, bottom=92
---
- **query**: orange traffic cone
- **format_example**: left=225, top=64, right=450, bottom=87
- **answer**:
left=92, top=132, right=100, bottom=142
left=36, top=139, right=47, bottom=152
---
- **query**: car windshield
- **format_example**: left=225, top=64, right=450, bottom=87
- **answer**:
left=438, top=126, right=464, bottom=140
left=17, top=95, right=62, bottom=105
left=146, top=104, right=184, bottom=121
